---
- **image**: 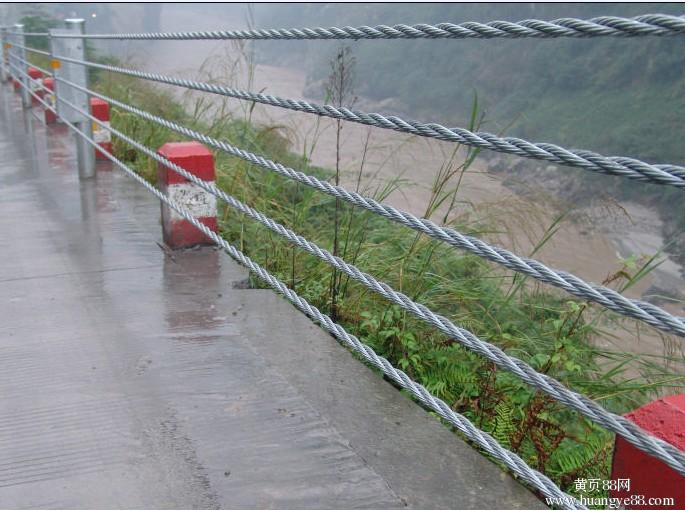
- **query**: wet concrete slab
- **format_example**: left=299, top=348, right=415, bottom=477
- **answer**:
left=0, top=87, right=546, bottom=509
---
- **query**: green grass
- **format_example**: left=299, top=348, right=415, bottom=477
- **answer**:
left=73, top=65, right=684, bottom=508
left=19, top=7, right=684, bottom=505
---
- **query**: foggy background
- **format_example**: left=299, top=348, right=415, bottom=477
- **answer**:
left=2, top=3, right=684, bottom=333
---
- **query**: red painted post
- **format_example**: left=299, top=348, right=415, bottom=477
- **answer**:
left=27, top=67, right=43, bottom=106
left=43, top=77, right=56, bottom=124
left=157, top=142, right=217, bottom=249
left=90, top=98, right=112, bottom=160
left=611, top=393, right=685, bottom=509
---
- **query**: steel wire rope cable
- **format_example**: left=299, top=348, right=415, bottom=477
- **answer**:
left=60, top=86, right=685, bottom=477
left=57, top=76, right=685, bottom=339
left=43, top=91, right=586, bottom=510
left=8, top=60, right=54, bottom=97
left=8, top=62, right=56, bottom=113
left=6, top=31, right=49, bottom=37
left=12, top=53, right=53, bottom=77
left=48, top=14, right=685, bottom=40
left=10, top=56, right=55, bottom=105
left=11, top=43, right=51, bottom=58
left=49, top=54, right=685, bottom=188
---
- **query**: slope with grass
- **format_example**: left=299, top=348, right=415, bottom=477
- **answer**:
left=17, top=7, right=685, bottom=505
left=89, top=68, right=684, bottom=507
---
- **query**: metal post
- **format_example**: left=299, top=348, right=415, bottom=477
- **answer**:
left=13, top=24, right=30, bottom=108
left=0, top=27, right=8, bottom=83
left=6, top=26, right=15, bottom=83
left=52, top=19, right=94, bottom=179
left=47, top=31, right=57, bottom=118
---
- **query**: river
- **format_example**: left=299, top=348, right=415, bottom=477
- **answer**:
left=106, top=5, right=684, bottom=367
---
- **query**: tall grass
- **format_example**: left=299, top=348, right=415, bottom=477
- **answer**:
left=66, top=48, right=685, bottom=508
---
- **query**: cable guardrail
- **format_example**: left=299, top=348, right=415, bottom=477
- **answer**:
left=6, top=12, right=685, bottom=507
left=8, top=62, right=55, bottom=112
left=49, top=54, right=685, bottom=189
left=45, top=14, right=685, bottom=40
left=7, top=31, right=49, bottom=37
left=56, top=77, right=685, bottom=339
left=11, top=42, right=51, bottom=58
left=21, top=77, right=584, bottom=509
left=53, top=73, right=685, bottom=481
left=12, top=53, right=52, bottom=77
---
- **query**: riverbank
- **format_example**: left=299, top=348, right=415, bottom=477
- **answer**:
left=132, top=16, right=685, bottom=365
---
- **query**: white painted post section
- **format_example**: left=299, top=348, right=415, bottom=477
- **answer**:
left=12, top=24, right=30, bottom=108
left=51, top=19, right=94, bottom=179
left=0, top=27, right=8, bottom=83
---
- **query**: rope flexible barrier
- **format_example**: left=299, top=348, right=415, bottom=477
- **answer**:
left=46, top=13, right=685, bottom=40
left=57, top=77, right=685, bottom=340
left=52, top=79, right=685, bottom=478
left=11, top=43, right=51, bottom=59
left=35, top=86, right=587, bottom=510
left=6, top=11, right=684, bottom=503
left=8, top=61, right=56, bottom=112
left=7, top=31, right=49, bottom=37
left=12, top=53, right=52, bottom=78
left=50, top=54, right=685, bottom=189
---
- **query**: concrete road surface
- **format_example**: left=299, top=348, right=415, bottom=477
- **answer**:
left=0, top=86, right=545, bottom=509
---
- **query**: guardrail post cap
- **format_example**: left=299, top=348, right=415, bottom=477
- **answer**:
left=157, top=142, right=217, bottom=249
left=611, top=393, right=685, bottom=508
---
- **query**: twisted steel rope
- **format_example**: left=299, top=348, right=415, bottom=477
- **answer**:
left=51, top=54, right=685, bottom=188
left=59, top=77, right=685, bottom=339
left=7, top=58, right=53, bottom=100
left=8, top=62, right=57, bottom=112
left=12, top=53, right=52, bottom=78
left=60, top=88, right=685, bottom=477
left=40, top=98, right=587, bottom=509
left=48, top=14, right=685, bottom=40
left=7, top=31, right=48, bottom=37
left=12, top=43, right=50, bottom=58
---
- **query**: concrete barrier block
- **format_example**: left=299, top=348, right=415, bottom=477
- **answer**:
left=157, top=142, right=217, bottom=249
left=611, top=393, right=685, bottom=509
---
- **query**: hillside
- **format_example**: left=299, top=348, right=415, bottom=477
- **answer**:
left=253, top=3, right=685, bottom=268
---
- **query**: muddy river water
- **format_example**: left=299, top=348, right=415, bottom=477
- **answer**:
left=108, top=6, right=684, bottom=366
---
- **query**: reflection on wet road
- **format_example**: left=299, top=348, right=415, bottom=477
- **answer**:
left=0, top=86, right=544, bottom=508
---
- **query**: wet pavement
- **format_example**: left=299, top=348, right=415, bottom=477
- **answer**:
left=0, top=85, right=545, bottom=509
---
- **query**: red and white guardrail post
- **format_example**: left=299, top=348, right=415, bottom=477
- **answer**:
left=157, top=142, right=218, bottom=249
left=90, top=98, right=112, bottom=160
left=611, top=393, right=685, bottom=509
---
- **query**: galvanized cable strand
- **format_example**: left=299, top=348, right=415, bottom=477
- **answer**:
left=64, top=89, right=685, bottom=477
left=12, top=53, right=53, bottom=78
left=9, top=58, right=54, bottom=97
left=11, top=43, right=51, bottom=58
left=46, top=106, right=585, bottom=510
left=8, top=62, right=57, bottom=112
left=7, top=31, right=49, bottom=37
left=50, top=55, right=685, bottom=188
left=58, top=77, right=685, bottom=339
left=48, top=14, right=685, bottom=40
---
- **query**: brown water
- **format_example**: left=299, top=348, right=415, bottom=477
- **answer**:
left=116, top=6, right=684, bottom=366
